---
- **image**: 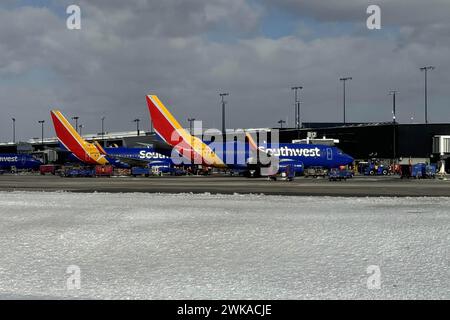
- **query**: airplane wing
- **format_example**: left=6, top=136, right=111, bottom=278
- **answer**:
left=135, top=142, right=153, bottom=148
left=110, top=155, right=152, bottom=168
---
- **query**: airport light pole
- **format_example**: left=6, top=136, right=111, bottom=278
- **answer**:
left=78, top=124, right=84, bottom=136
left=134, top=118, right=140, bottom=136
left=278, top=119, right=286, bottom=129
left=188, top=118, right=196, bottom=165
left=389, top=90, right=399, bottom=124
left=420, top=66, right=435, bottom=124
left=291, top=86, right=303, bottom=129
left=389, top=90, right=399, bottom=161
left=219, top=93, right=229, bottom=135
left=72, top=116, right=79, bottom=133
left=188, top=118, right=196, bottom=134
left=339, top=77, right=352, bottom=125
left=12, top=118, right=16, bottom=143
left=101, top=116, right=106, bottom=146
left=38, top=120, right=45, bottom=145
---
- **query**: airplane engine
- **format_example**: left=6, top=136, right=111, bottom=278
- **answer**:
left=279, top=160, right=304, bottom=176
left=245, top=155, right=279, bottom=177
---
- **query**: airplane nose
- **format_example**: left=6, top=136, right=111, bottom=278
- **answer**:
left=346, top=155, right=354, bottom=164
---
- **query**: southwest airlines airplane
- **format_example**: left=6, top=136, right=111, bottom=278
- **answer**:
left=50, top=97, right=353, bottom=175
left=50, top=110, right=171, bottom=168
left=145, top=95, right=354, bottom=176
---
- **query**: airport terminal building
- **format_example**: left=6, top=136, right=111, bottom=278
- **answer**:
left=2, top=122, right=450, bottom=165
left=280, top=122, right=450, bottom=161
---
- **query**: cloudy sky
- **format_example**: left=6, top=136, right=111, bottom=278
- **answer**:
left=1, top=0, right=450, bottom=141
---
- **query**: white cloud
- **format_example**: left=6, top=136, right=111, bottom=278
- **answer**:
left=0, top=1, right=449, bottom=141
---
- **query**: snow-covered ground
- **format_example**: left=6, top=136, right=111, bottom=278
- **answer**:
left=0, top=192, right=448, bottom=300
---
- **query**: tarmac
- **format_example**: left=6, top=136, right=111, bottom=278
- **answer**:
left=1, top=174, right=450, bottom=196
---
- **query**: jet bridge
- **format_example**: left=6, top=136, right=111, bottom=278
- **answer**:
left=432, top=135, right=450, bottom=174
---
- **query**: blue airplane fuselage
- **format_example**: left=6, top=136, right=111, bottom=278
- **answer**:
left=104, top=147, right=171, bottom=168
left=212, top=142, right=353, bottom=173
left=259, top=143, right=353, bottom=168
left=63, top=143, right=353, bottom=173
left=0, top=154, right=42, bottom=171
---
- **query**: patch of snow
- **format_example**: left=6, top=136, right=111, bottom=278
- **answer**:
left=0, top=192, right=448, bottom=299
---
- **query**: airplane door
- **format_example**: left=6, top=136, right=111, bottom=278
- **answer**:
left=327, top=148, right=333, bottom=160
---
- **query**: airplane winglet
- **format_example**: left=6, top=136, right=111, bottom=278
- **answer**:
left=94, top=141, right=107, bottom=155
left=246, top=132, right=259, bottom=152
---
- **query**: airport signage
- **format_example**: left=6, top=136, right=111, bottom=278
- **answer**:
left=139, top=150, right=167, bottom=159
left=0, top=156, right=18, bottom=162
left=258, top=146, right=321, bottom=157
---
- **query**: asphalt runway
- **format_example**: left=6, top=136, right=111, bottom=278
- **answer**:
left=1, top=174, right=450, bottom=196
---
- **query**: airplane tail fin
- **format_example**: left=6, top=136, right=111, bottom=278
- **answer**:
left=145, top=95, right=189, bottom=147
left=145, top=95, right=225, bottom=167
left=50, top=110, right=108, bottom=165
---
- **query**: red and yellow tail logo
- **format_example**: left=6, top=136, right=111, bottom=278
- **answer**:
left=146, top=95, right=225, bottom=167
left=50, top=110, right=108, bottom=165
